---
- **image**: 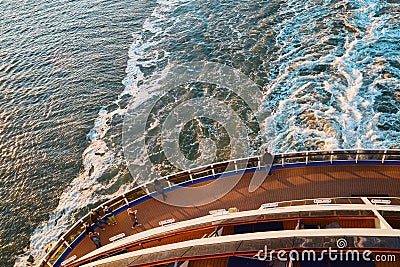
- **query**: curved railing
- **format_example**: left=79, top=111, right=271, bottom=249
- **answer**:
left=71, top=196, right=388, bottom=266
left=39, top=149, right=400, bottom=267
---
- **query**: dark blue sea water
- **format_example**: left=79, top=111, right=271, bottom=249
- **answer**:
left=0, top=0, right=399, bottom=266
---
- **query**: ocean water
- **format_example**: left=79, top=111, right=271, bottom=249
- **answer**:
left=0, top=0, right=399, bottom=266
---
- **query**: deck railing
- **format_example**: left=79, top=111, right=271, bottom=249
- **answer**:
left=39, top=149, right=400, bottom=267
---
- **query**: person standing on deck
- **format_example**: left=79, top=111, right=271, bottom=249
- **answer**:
left=154, top=179, right=167, bottom=200
left=261, top=147, right=274, bottom=175
left=249, top=146, right=275, bottom=192
left=83, top=221, right=94, bottom=235
left=90, top=210, right=107, bottom=230
left=104, top=205, right=117, bottom=225
left=88, top=232, right=102, bottom=249
left=127, top=207, right=142, bottom=230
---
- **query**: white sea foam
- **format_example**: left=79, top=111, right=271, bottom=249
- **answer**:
left=262, top=0, right=399, bottom=153
left=16, top=0, right=400, bottom=265
left=15, top=0, right=190, bottom=266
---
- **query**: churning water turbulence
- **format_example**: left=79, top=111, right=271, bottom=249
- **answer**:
left=262, top=0, right=400, bottom=152
left=0, top=0, right=154, bottom=266
left=1, top=0, right=398, bottom=266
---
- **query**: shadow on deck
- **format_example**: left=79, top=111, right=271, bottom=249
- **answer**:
left=66, top=164, right=400, bottom=263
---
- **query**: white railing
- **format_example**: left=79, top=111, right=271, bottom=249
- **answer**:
left=40, top=149, right=400, bottom=267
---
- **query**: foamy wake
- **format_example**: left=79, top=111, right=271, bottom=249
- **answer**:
left=262, top=0, right=400, bottom=153
left=15, top=0, right=400, bottom=265
left=14, top=0, right=189, bottom=266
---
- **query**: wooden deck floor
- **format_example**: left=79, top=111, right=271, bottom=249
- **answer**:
left=66, top=164, right=400, bottom=264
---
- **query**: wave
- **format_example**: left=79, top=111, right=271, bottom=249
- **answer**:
left=16, top=0, right=399, bottom=265
left=14, top=0, right=189, bottom=265
left=261, top=0, right=400, bottom=152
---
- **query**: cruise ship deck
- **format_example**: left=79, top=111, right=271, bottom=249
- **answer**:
left=40, top=150, right=400, bottom=267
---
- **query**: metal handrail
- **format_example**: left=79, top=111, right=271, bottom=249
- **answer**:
left=71, top=198, right=382, bottom=266
left=40, top=149, right=400, bottom=266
